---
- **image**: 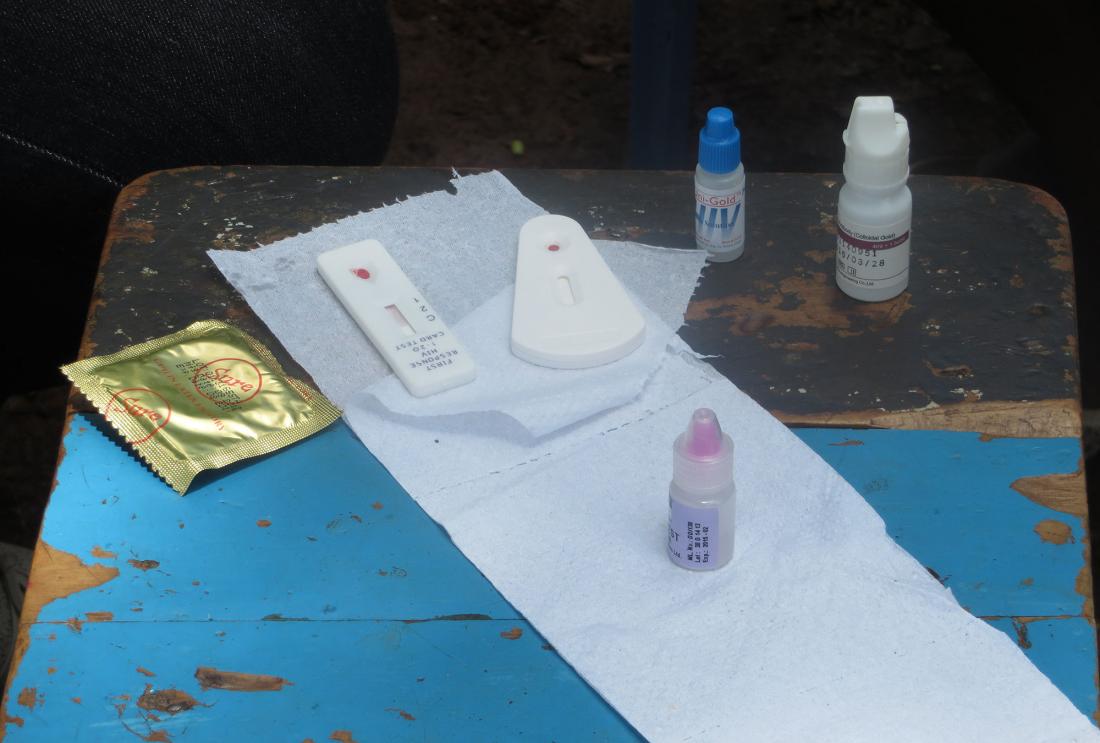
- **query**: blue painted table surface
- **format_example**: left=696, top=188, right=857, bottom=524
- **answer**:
left=0, top=415, right=1092, bottom=741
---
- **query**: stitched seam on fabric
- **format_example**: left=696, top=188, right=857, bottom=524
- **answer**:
left=0, top=128, right=125, bottom=187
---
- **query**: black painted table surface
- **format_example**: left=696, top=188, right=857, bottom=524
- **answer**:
left=89, top=167, right=1081, bottom=440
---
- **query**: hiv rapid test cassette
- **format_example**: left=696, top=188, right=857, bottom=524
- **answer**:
left=511, top=214, right=645, bottom=369
left=317, top=240, right=476, bottom=397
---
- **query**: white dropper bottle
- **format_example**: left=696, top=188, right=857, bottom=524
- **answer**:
left=667, top=408, right=735, bottom=570
left=835, top=96, right=912, bottom=302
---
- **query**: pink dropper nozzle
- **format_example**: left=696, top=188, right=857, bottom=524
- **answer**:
left=673, top=407, right=733, bottom=492
left=683, top=408, right=723, bottom=458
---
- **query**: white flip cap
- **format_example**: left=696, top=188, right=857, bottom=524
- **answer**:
left=843, top=96, right=910, bottom=188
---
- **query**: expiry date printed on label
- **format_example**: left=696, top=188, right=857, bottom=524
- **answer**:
left=668, top=501, right=719, bottom=569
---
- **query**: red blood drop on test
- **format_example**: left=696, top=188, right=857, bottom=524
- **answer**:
left=352, top=268, right=371, bottom=280
left=547, top=244, right=560, bottom=252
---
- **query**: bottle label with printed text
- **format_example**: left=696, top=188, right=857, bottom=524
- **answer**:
left=695, top=183, right=745, bottom=255
left=668, top=500, right=719, bottom=569
left=835, top=217, right=910, bottom=290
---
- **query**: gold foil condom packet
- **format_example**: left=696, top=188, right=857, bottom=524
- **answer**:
left=62, top=320, right=341, bottom=494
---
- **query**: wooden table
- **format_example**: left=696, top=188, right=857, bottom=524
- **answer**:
left=2, top=168, right=1093, bottom=741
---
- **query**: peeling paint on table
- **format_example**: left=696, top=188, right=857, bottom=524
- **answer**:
left=0, top=416, right=638, bottom=742
left=794, top=427, right=1095, bottom=721
left=1, top=417, right=1094, bottom=740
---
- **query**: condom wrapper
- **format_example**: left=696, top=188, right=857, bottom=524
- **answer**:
left=62, top=320, right=341, bottom=494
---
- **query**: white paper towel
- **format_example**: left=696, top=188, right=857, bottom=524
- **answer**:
left=211, top=172, right=1099, bottom=742
left=349, top=350, right=1098, bottom=743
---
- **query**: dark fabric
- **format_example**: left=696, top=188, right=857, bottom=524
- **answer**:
left=0, top=1, right=399, bottom=392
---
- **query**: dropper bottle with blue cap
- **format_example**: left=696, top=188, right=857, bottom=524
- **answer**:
left=695, top=107, right=746, bottom=261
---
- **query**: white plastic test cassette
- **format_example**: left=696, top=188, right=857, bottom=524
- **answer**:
left=317, top=240, right=476, bottom=397
left=511, top=215, right=646, bottom=369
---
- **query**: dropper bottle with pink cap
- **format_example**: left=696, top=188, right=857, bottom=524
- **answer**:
left=667, top=408, right=735, bottom=570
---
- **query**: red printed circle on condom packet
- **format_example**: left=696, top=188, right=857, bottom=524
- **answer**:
left=191, top=357, right=264, bottom=405
left=106, top=388, right=172, bottom=444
